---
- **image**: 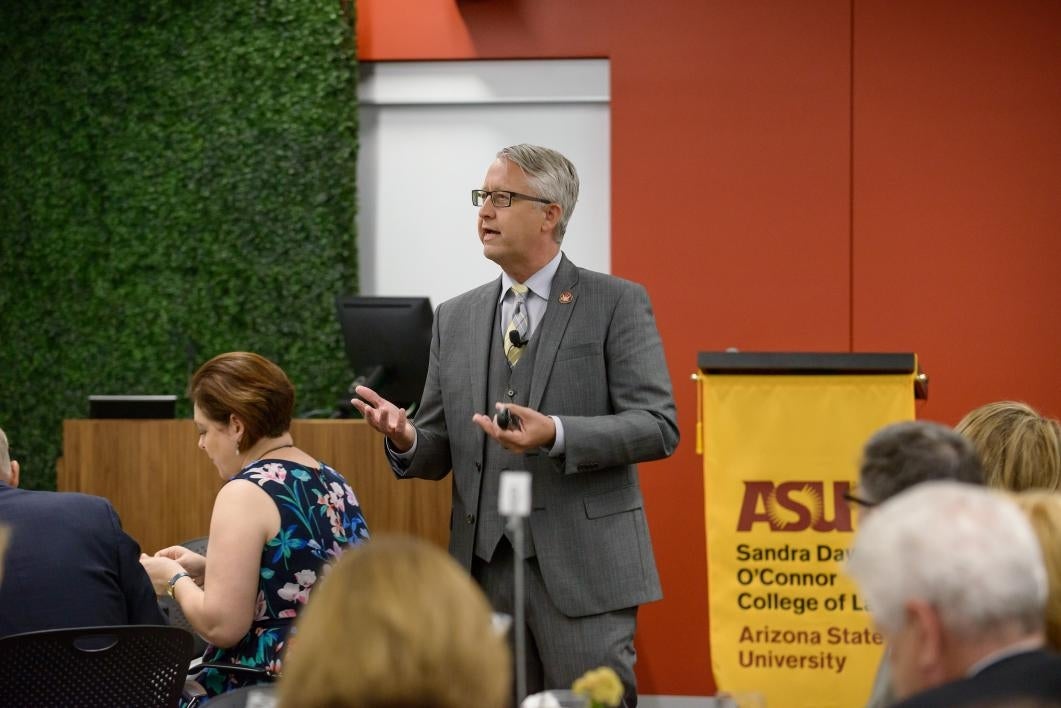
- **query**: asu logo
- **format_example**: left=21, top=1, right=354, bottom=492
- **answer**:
left=736, top=481, right=853, bottom=532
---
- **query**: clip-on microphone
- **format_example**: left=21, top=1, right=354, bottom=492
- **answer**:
left=508, top=329, right=528, bottom=348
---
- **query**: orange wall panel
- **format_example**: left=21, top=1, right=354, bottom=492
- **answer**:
left=852, top=0, right=1061, bottom=424
left=356, top=0, right=1061, bottom=697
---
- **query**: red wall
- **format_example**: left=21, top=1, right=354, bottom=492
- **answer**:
left=356, top=0, right=1061, bottom=696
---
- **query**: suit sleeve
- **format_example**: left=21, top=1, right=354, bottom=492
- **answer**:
left=107, top=504, right=167, bottom=625
left=559, top=282, right=679, bottom=474
left=387, top=301, right=453, bottom=481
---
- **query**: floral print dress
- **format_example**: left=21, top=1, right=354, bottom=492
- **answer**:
left=193, top=458, right=369, bottom=702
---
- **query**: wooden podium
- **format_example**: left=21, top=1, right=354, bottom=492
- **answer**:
left=58, top=419, right=451, bottom=554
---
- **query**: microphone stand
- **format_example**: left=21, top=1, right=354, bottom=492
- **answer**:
left=500, top=470, right=532, bottom=706
left=506, top=513, right=527, bottom=705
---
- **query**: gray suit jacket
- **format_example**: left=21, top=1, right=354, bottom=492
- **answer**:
left=395, top=254, right=679, bottom=617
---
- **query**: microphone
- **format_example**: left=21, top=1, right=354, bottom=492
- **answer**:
left=508, top=329, right=528, bottom=348
left=497, top=406, right=521, bottom=431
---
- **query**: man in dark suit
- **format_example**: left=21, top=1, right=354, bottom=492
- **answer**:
left=0, top=426, right=164, bottom=635
left=847, top=481, right=1061, bottom=707
left=354, top=144, right=679, bottom=705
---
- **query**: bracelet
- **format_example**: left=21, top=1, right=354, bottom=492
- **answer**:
left=166, top=571, right=192, bottom=598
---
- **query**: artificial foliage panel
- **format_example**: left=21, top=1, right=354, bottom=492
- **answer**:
left=0, top=1, right=359, bottom=489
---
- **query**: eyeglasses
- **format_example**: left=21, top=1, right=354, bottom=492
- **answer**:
left=472, top=189, right=552, bottom=208
left=842, top=490, right=877, bottom=509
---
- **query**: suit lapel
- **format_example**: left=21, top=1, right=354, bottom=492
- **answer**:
left=529, top=254, right=580, bottom=410
left=469, top=279, right=502, bottom=445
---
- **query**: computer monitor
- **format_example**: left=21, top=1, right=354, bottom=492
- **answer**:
left=335, top=296, right=433, bottom=414
left=88, top=395, right=177, bottom=419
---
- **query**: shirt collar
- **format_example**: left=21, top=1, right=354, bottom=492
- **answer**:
left=499, top=250, right=563, bottom=303
left=965, top=636, right=1044, bottom=677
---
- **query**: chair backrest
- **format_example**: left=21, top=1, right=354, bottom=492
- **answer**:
left=180, top=535, right=209, bottom=556
left=158, top=535, right=211, bottom=661
left=0, top=624, right=193, bottom=707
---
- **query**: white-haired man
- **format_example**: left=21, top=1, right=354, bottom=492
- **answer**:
left=0, top=426, right=163, bottom=635
left=847, top=481, right=1061, bottom=707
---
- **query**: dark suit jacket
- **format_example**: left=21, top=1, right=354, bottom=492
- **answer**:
left=0, top=484, right=164, bottom=636
left=395, top=254, right=679, bottom=617
left=892, top=649, right=1061, bottom=707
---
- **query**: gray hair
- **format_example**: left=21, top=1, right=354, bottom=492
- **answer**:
left=497, top=144, right=579, bottom=241
left=846, top=481, right=1047, bottom=640
left=859, top=420, right=983, bottom=504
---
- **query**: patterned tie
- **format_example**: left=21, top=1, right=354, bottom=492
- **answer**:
left=504, top=283, right=530, bottom=366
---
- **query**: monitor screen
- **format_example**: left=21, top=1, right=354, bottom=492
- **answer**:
left=335, top=296, right=433, bottom=413
left=88, top=395, right=177, bottom=419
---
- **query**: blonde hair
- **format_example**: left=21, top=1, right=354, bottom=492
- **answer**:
left=1011, top=490, right=1061, bottom=650
left=278, top=536, right=510, bottom=708
left=956, top=401, right=1061, bottom=492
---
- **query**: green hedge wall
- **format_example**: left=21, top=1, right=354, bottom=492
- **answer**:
left=0, top=2, right=358, bottom=489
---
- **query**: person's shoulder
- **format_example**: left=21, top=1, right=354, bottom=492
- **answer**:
left=894, top=650, right=1061, bottom=707
left=561, top=256, right=644, bottom=294
left=444, top=278, right=500, bottom=307
left=432, top=279, right=502, bottom=325
left=581, top=268, right=642, bottom=291
left=2, top=487, right=112, bottom=512
left=568, top=266, right=649, bottom=307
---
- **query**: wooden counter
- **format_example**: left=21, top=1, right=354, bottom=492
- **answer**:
left=59, top=419, right=450, bottom=554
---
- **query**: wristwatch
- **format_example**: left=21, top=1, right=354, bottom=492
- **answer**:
left=166, top=571, right=191, bottom=598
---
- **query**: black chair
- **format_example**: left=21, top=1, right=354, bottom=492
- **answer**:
left=179, top=535, right=209, bottom=557
left=0, top=624, right=193, bottom=707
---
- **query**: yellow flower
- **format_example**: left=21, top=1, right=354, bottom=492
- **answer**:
left=572, top=666, right=624, bottom=708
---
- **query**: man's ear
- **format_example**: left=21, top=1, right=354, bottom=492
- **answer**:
left=907, top=599, right=945, bottom=675
left=541, top=203, right=563, bottom=234
left=8, top=459, right=19, bottom=488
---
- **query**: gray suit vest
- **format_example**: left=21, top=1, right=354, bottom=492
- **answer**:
left=474, top=322, right=540, bottom=562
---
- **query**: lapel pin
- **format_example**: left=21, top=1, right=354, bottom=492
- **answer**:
left=558, top=290, right=574, bottom=304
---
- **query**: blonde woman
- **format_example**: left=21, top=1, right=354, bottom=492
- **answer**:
left=279, top=535, right=510, bottom=708
left=1012, top=490, right=1061, bottom=651
left=957, top=401, right=1061, bottom=491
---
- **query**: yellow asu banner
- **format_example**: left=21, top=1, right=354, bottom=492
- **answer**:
left=702, top=372, right=914, bottom=708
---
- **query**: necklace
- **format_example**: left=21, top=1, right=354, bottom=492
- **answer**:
left=252, top=440, right=293, bottom=461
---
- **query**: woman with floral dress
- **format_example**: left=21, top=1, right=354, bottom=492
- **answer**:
left=140, top=351, right=369, bottom=705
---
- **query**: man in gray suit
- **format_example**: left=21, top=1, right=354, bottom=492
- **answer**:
left=354, top=144, right=679, bottom=705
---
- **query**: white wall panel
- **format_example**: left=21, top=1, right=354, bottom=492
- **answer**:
left=357, top=60, right=610, bottom=309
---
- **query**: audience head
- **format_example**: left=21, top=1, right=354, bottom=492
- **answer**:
left=189, top=352, right=295, bottom=475
left=956, top=401, right=1061, bottom=492
left=1012, top=490, right=1061, bottom=651
left=497, top=144, right=579, bottom=241
left=846, top=481, right=1047, bottom=699
left=278, top=535, right=511, bottom=708
left=857, top=420, right=983, bottom=506
left=0, top=426, right=19, bottom=487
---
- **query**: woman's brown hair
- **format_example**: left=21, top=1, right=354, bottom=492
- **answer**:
left=189, top=351, right=295, bottom=451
